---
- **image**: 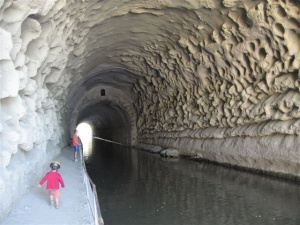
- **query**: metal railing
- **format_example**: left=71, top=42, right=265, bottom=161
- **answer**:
left=80, top=136, right=128, bottom=224
left=80, top=147, right=104, bottom=225
left=93, top=136, right=128, bottom=146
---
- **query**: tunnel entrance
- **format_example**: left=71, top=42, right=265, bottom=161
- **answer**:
left=76, top=122, right=93, bottom=158
left=75, top=101, right=132, bottom=148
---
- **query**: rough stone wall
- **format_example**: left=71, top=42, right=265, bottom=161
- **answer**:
left=0, top=0, right=299, bottom=221
left=133, top=1, right=300, bottom=176
left=134, top=1, right=300, bottom=132
left=0, top=0, right=76, bottom=220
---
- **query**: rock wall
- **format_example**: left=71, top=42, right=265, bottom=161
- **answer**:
left=0, top=0, right=299, bottom=221
left=139, top=120, right=300, bottom=177
left=0, top=0, right=73, bottom=220
left=132, top=0, right=300, bottom=177
left=134, top=1, right=300, bottom=132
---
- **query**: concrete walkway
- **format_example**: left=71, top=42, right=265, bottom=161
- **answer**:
left=2, top=148, right=94, bottom=225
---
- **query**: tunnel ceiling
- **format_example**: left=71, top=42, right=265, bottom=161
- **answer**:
left=1, top=0, right=300, bottom=142
left=77, top=101, right=130, bottom=129
left=64, top=0, right=300, bottom=135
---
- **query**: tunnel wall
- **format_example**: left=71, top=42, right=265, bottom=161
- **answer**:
left=138, top=110, right=300, bottom=178
left=0, top=1, right=71, bottom=221
left=139, top=123, right=300, bottom=178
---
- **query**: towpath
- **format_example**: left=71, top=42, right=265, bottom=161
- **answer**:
left=2, top=148, right=99, bottom=225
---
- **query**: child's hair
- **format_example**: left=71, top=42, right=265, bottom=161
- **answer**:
left=50, top=161, right=61, bottom=170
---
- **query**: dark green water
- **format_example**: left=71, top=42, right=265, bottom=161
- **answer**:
left=84, top=142, right=300, bottom=225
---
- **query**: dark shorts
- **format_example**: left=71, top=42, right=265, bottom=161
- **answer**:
left=73, top=145, right=79, bottom=152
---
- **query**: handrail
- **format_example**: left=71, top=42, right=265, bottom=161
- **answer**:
left=80, top=147, right=104, bottom=225
left=88, top=136, right=129, bottom=224
left=93, top=136, right=128, bottom=146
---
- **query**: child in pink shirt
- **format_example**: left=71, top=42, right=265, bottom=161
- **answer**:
left=38, top=161, right=65, bottom=209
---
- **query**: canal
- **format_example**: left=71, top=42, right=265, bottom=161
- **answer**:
left=84, top=141, right=300, bottom=225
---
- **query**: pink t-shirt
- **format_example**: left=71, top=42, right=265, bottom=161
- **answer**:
left=39, top=171, right=65, bottom=190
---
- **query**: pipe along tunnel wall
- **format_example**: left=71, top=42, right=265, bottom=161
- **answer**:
left=1, top=0, right=300, bottom=222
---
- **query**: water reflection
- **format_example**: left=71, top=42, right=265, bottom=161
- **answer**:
left=85, top=141, right=300, bottom=225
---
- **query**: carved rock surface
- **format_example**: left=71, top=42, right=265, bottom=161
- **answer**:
left=0, top=0, right=300, bottom=221
left=160, top=149, right=180, bottom=158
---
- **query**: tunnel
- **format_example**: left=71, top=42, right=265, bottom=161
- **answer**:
left=66, top=65, right=138, bottom=145
left=75, top=101, right=132, bottom=145
left=0, top=0, right=300, bottom=221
